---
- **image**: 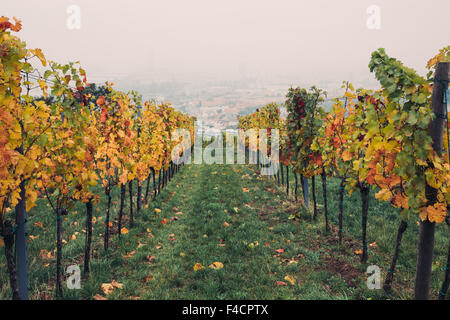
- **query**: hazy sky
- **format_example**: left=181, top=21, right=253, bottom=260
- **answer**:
left=3, top=0, right=450, bottom=85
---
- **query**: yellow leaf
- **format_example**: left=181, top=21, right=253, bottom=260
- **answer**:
left=342, top=150, right=353, bottom=161
left=284, top=275, right=296, bottom=285
left=416, top=158, right=427, bottom=166
left=208, top=262, right=224, bottom=270
left=193, top=263, right=205, bottom=271
left=375, top=189, right=392, bottom=202
left=29, top=48, right=47, bottom=66
left=101, top=283, right=114, bottom=295
left=100, top=280, right=123, bottom=295
left=154, top=208, right=161, bottom=213
left=120, top=227, right=129, bottom=235
left=119, top=171, right=128, bottom=185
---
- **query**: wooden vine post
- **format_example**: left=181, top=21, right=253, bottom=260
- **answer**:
left=414, top=61, right=449, bottom=300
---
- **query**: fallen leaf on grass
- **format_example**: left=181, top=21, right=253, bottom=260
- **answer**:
left=275, top=248, right=284, bottom=254
left=93, top=294, right=108, bottom=300
left=223, top=222, right=230, bottom=227
left=274, top=280, right=287, bottom=286
left=123, top=251, right=136, bottom=258
left=34, top=222, right=43, bottom=228
left=144, top=275, right=154, bottom=283
left=248, top=241, right=259, bottom=249
left=284, top=275, right=296, bottom=285
left=354, top=249, right=363, bottom=255
left=137, top=242, right=145, bottom=248
left=101, top=280, right=123, bottom=295
left=281, top=258, right=298, bottom=266
left=154, top=208, right=161, bottom=213
left=193, top=263, right=205, bottom=271
left=209, top=262, right=224, bottom=270
left=146, top=255, right=156, bottom=263
left=160, top=218, right=167, bottom=225
left=121, top=227, right=129, bottom=235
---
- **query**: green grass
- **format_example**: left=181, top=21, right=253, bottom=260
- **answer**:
left=0, top=162, right=448, bottom=300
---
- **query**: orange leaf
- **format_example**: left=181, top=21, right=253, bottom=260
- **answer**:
left=426, top=203, right=447, bottom=223
left=193, top=262, right=205, bottom=271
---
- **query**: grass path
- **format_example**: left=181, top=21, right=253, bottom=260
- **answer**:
left=75, top=163, right=379, bottom=300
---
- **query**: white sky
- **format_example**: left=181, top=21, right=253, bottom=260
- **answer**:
left=3, top=0, right=450, bottom=84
